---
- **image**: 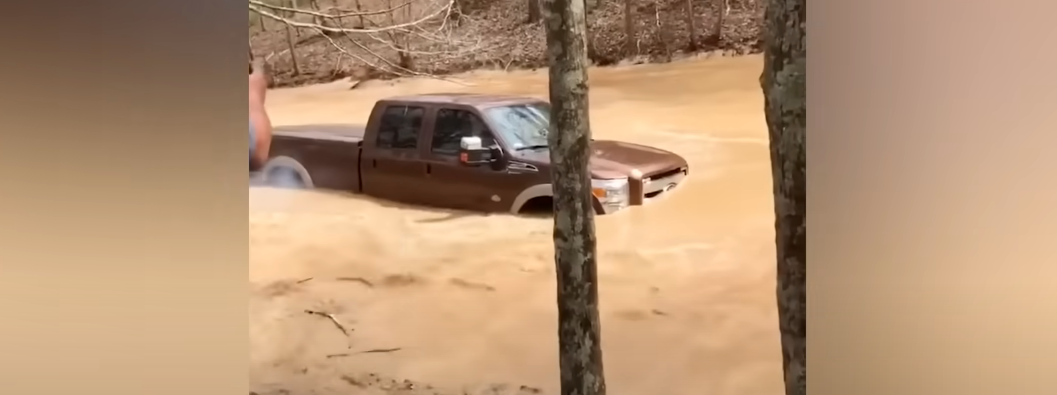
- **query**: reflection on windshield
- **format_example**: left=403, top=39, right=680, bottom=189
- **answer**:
left=483, top=103, right=550, bottom=150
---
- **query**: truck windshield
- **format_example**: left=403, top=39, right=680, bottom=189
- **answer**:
left=483, top=103, right=551, bottom=150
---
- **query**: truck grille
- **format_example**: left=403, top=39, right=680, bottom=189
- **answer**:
left=629, top=167, right=688, bottom=205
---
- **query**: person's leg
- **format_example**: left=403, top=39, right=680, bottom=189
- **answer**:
left=249, top=59, right=272, bottom=170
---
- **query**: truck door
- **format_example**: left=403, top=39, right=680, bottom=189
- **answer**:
left=359, top=104, right=429, bottom=205
left=421, top=107, right=526, bottom=212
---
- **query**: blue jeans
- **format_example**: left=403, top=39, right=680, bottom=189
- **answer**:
left=249, top=119, right=256, bottom=167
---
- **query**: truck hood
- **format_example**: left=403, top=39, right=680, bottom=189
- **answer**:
left=512, top=140, right=687, bottom=179
left=588, top=140, right=686, bottom=178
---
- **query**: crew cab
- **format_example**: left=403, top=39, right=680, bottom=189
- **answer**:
left=257, top=93, right=689, bottom=215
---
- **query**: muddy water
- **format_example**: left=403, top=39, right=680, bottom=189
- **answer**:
left=249, top=55, right=781, bottom=395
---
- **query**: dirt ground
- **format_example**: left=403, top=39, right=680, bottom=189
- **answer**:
left=249, top=54, right=782, bottom=395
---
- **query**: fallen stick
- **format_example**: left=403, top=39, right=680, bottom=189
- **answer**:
left=335, top=276, right=374, bottom=288
left=326, top=348, right=402, bottom=358
left=304, top=309, right=351, bottom=336
left=359, top=347, right=402, bottom=354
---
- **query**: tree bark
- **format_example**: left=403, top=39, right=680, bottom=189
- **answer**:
left=354, top=0, right=367, bottom=28
left=760, top=0, right=805, bottom=394
left=706, top=0, right=724, bottom=45
left=283, top=0, right=301, bottom=76
left=529, top=0, right=542, bottom=23
left=582, top=1, right=598, bottom=64
left=623, top=0, right=634, bottom=56
left=541, top=0, right=606, bottom=393
left=400, top=0, right=414, bottom=70
left=685, top=0, right=697, bottom=51
left=308, top=0, right=324, bottom=27
left=654, top=5, right=671, bottom=62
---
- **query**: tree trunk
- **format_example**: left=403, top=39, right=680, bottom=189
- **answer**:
left=385, top=0, right=414, bottom=71
left=541, top=0, right=607, bottom=393
left=450, top=0, right=464, bottom=26
left=283, top=0, right=301, bottom=76
left=623, top=0, right=634, bottom=56
left=289, top=0, right=302, bottom=37
left=655, top=5, right=671, bottom=62
left=708, top=0, right=725, bottom=45
left=400, top=0, right=414, bottom=70
left=760, top=0, right=805, bottom=393
left=685, top=0, right=697, bottom=51
left=354, top=0, right=367, bottom=28
left=582, top=1, right=598, bottom=64
left=529, top=0, right=542, bottom=23
left=308, top=0, right=324, bottom=27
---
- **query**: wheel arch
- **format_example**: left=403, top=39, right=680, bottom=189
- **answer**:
left=510, top=184, right=604, bottom=215
left=260, top=156, right=315, bottom=188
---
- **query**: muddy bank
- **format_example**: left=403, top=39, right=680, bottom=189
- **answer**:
left=249, top=0, right=763, bottom=87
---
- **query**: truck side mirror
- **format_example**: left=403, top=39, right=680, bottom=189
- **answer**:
left=459, top=136, right=494, bottom=166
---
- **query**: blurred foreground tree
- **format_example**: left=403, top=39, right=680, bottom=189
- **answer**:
left=760, top=0, right=805, bottom=393
left=541, top=0, right=607, bottom=393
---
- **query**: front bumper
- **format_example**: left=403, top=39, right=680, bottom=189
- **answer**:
left=628, top=166, right=689, bottom=206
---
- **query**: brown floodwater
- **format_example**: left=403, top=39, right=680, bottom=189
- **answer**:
left=249, top=54, right=781, bottom=395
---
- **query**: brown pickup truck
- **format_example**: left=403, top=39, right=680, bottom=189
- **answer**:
left=257, top=93, right=689, bottom=215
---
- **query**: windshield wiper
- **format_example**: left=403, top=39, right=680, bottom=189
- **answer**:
left=516, top=144, right=549, bottom=151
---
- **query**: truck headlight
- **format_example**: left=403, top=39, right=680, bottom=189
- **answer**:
left=591, top=178, right=630, bottom=207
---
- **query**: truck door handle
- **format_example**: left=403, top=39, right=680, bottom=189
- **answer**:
left=425, top=164, right=432, bottom=175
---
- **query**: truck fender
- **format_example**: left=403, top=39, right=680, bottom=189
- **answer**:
left=510, top=184, right=604, bottom=215
left=261, top=156, right=314, bottom=189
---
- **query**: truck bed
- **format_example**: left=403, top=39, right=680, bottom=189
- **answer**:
left=266, top=123, right=366, bottom=192
left=273, top=123, right=366, bottom=144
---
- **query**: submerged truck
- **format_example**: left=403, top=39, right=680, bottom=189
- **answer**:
left=257, top=93, right=689, bottom=215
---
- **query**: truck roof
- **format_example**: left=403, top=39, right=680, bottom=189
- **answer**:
left=383, top=93, right=545, bottom=108
left=269, top=94, right=544, bottom=144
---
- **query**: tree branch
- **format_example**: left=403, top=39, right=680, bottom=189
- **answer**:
left=249, top=0, right=416, bottom=19
left=249, top=0, right=453, bottom=34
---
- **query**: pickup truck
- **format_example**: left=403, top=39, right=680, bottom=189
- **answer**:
left=257, top=93, right=689, bottom=215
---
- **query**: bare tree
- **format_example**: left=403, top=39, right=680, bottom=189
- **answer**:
left=579, top=1, right=596, bottom=63
left=760, top=0, right=805, bottom=393
left=306, top=0, right=327, bottom=26
left=707, top=0, right=726, bottom=44
left=655, top=4, right=671, bottom=62
left=685, top=0, right=697, bottom=50
left=623, top=0, right=634, bottom=55
left=255, top=11, right=268, bottom=32
left=529, top=0, right=542, bottom=23
left=248, top=0, right=482, bottom=79
left=282, top=0, right=302, bottom=75
left=449, top=0, right=465, bottom=26
left=381, top=0, right=415, bottom=70
left=541, top=0, right=607, bottom=394
left=353, top=0, right=368, bottom=27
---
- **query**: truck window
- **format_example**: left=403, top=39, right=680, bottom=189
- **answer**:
left=431, top=108, right=496, bottom=155
left=376, top=105, right=425, bottom=149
